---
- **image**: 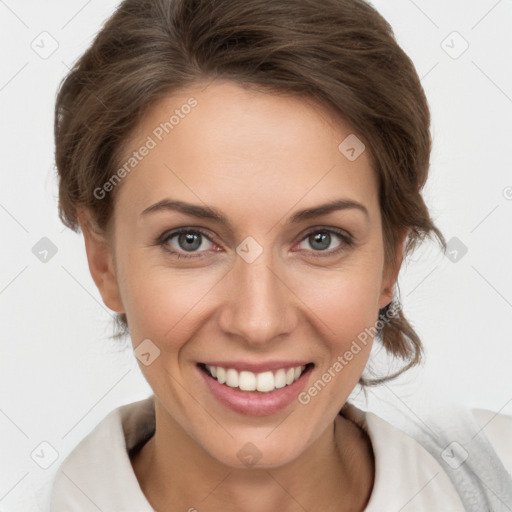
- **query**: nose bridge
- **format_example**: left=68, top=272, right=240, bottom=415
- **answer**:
left=219, top=238, right=295, bottom=344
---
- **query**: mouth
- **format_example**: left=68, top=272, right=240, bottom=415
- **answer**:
left=197, top=361, right=314, bottom=416
left=198, top=362, right=314, bottom=393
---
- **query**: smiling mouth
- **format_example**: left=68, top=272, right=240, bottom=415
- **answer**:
left=198, top=362, right=314, bottom=393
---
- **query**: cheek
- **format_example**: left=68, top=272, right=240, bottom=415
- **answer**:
left=293, top=261, right=383, bottom=376
left=330, top=275, right=381, bottom=337
left=125, top=267, right=381, bottom=336
left=118, top=234, right=384, bottom=352
left=118, top=258, right=222, bottom=345
left=296, top=258, right=384, bottom=335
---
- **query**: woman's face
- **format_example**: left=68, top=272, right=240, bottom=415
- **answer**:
left=89, top=79, right=400, bottom=468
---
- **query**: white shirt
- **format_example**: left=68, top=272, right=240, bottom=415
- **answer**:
left=49, top=395, right=512, bottom=511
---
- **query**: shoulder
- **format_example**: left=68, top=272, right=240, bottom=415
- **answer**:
left=471, top=407, right=512, bottom=475
left=342, top=402, right=466, bottom=511
left=342, top=401, right=512, bottom=511
left=49, top=396, right=155, bottom=512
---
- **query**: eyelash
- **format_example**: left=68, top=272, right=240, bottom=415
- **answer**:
left=155, top=227, right=354, bottom=260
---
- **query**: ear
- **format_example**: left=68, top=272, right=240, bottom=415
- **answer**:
left=77, top=208, right=125, bottom=314
left=378, top=227, right=409, bottom=309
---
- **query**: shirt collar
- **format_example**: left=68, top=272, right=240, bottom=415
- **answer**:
left=51, top=395, right=464, bottom=511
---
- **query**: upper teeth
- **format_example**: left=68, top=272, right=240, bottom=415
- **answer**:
left=205, top=365, right=306, bottom=392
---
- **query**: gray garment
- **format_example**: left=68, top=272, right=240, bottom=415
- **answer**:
left=392, top=404, right=512, bottom=511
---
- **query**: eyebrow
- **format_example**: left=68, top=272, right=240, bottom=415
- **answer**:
left=141, top=198, right=369, bottom=228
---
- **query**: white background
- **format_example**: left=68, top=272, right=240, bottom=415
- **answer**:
left=1, top=0, right=511, bottom=510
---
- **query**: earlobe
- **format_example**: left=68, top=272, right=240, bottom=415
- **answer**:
left=378, top=280, right=395, bottom=310
left=77, top=209, right=125, bottom=314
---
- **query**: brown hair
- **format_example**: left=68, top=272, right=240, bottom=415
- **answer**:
left=54, top=0, right=446, bottom=386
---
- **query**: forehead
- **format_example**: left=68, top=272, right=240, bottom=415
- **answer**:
left=113, top=80, right=379, bottom=227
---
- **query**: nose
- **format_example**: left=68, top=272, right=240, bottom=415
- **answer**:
left=217, top=245, right=297, bottom=347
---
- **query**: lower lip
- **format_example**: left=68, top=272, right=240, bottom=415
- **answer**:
left=198, top=364, right=313, bottom=416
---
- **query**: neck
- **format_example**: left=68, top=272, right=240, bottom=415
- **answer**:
left=131, top=400, right=374, bottom=512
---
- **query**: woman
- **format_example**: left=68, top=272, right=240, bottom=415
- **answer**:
left=50, top=0, right=512, bottom=510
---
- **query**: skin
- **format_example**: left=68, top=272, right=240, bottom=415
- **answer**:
left=79, top=79, right=407, bottom=511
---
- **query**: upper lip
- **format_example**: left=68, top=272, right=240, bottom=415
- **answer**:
left=199, top=360, right=313, bottom=373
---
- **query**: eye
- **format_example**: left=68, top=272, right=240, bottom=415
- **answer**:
left=295, top=228, right=353, bottom=257
left=158, top=228, right=217, bottom=259
left=156, top=226, right=353, bottom=260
